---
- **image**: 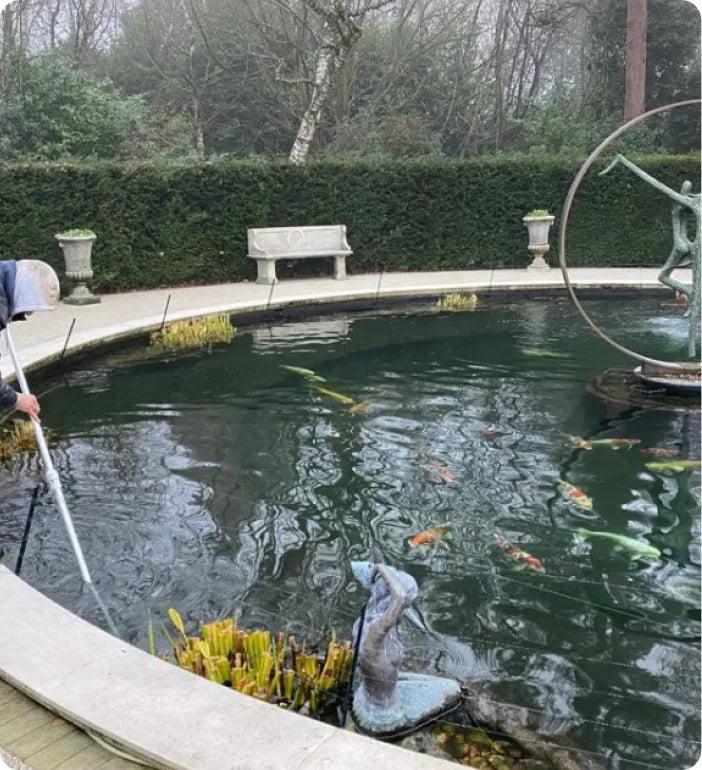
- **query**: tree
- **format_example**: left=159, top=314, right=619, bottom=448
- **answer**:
left=624, top=0, right=647, bottom=120
left=282, top=0, right=394, bottom=164
left=0, top=53, right=143, bottom=158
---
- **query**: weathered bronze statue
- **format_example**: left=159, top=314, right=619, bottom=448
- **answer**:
left=351, top=560, right=461, bottom=736
left=600, top=154, right=700, bottom=358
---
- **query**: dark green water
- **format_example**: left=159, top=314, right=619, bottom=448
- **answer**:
left=0, top=295, right=699, bottom=769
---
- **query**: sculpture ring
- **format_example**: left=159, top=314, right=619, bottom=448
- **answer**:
left=558, top=99, right=701, bottom=371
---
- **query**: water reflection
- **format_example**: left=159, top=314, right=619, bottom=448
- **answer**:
left=0, top=297, right=698, bottom=769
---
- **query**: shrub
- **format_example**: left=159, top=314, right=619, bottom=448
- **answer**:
left=0, top=154, right=697, bottom=292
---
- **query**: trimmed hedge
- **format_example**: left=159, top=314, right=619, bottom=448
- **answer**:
left=0, top=155, right=697, bottom=292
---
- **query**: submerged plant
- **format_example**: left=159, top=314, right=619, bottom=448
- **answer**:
left=436, top=293, right=478, bottom=311
left=0, top=420, right=53, bottom=461
left=434, top=722, right=535, bottom=769
left=166, top=610, right=353, bottom=718
left=150, top=315, right=234, bottom=351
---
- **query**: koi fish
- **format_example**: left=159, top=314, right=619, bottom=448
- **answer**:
left=564, top=434, right=594, bottom=450
left=644, top=459, right=701, bottom=472
left=483, top=428, right=502, bottom=439
left=314, top=386, right=355, bottom=405
left=558, top=480, right=593, bottom=510
left=423, top=458, right=457, bottom=484
left=349, top=401, right=372, bottom=414
left=436, top=468, right=456, bottom=484
left=280, top=365, right=326, bottom=383
left=587, top=438, right=641, bottom=449
left=521, top=348, right=572, bottom=359
left=574, top=528, right=661, bottom=560
left=408, top=524, right=453, bottom=549
left=638, top=448, right=680, bottom=457
left=495, top=535, right=545, bottom=572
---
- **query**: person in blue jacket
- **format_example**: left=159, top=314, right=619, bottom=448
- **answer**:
left=0, top=260, right=60, bottom=419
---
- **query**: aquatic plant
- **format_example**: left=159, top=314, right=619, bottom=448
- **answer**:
left=434, top=723, right=535, bottom=769
left=0, top=420, right=53, bottom=461
left=436, top=293, right=478, bottom=311
left=56, top=228, right=96, bottom=238
left=166, top=609, right=353, bottom=717
left=150, top=314, right=234, bottom=351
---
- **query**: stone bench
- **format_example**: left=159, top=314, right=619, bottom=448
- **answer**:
left=247, top=225, right=352, bottom=285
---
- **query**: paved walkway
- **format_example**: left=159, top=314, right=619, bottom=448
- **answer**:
left=0, top=267, right=678, bottom=380
left=0, top=680, right=144, bottom=770
left=0, top=267, right=685, bottom=770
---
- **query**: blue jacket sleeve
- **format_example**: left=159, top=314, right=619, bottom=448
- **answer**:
left=0, top=375, right=17, bottom=409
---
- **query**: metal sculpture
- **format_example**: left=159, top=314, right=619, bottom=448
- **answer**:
left=350, top=560, right=461, bottom=736
left=600, top=153, right=700, bottom=358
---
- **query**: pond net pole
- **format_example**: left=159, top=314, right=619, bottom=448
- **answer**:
left=5, top=326, right=121, bottom=637
left=4, top=324, right=93, bottom=585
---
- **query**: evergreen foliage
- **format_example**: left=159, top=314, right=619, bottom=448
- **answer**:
left=0, top=155, right=697, bottom=292
left=0, top=54, right=144, bottom=160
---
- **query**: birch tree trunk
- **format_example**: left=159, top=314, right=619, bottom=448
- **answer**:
left=289, top=40, right=340, bottom=164
left=287, top=0, right=392, bottom=165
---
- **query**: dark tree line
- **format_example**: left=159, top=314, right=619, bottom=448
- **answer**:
left=0, top=0, right=698, bottom=160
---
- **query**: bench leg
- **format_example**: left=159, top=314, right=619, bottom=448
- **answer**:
left=256, top=259, right=277, bottom=285
left=333, top=255, right=347, bottom=280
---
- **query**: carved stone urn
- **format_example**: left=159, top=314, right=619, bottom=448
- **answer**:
left=55, top=229, right=100, bottom=305
left=522, top=211, right=555, bottom=271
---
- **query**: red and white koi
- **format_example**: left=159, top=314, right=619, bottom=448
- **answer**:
left=495, top=535, right=545, bottom=572
left=558, top=480, right=593, bottom=510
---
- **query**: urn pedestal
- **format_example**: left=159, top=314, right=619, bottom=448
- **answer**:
left=523, top=215, right=555, bottom=271
left=55, top=233, right=100, bottom=305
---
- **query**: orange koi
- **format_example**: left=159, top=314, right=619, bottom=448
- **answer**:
left=495, top=535, right=544, bottom=573
left=408, top=524, right=452, bottom=549
left=437, top=468, right=456, bottom=484
left=558, top=480, right=593, bottom=510
left=638, top=447, right=680, bottom=457
left=423, top=458, right=456, bottom=484
left=483, top=428, right=501, bottom=439
left=349, top=401, right=372, bottom=414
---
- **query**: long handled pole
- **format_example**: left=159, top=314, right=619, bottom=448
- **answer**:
left=4, top=325, right=93, bottom=584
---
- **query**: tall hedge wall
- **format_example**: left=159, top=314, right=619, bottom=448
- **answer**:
left=0, top=155, right=697, bottom=292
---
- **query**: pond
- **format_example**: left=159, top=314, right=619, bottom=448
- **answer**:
left=0, top=294, right=699, bottom=769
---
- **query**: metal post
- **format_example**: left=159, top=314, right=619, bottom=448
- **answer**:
left=14, top=485, right=40, bottom=576
left=4, top=325, right=93, bottom=584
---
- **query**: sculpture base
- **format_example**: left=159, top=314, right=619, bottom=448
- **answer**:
left=353, top=672, right=461, bottom=738
left=589, top=368, right=701, bottom=412
left=634, top=363, right=701, bottom=396
left=526, top=256, right=550, bottom=271
left=63, top=284, right=101, bottom=305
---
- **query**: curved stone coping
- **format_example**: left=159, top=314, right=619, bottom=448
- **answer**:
left=0, top=267, right=686, bottom=380
left=0, top=567, right=455, bottom=770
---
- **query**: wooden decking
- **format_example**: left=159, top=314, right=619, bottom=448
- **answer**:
left=0, top=680, right=148, bottom=770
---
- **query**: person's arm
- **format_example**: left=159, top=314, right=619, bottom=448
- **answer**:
left=0, top=380, right=40, bottom=418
